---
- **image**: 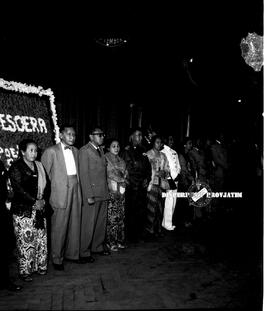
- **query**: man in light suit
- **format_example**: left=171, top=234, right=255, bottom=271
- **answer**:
left=41, top=124, right=82, bottom=270
left=161, top=134, right=181, bottom=231
left=79, top=126, right=110, bottom=260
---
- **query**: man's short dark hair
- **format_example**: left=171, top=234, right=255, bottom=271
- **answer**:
left=89, top=125, right=104, bottom=135
left=182, top=136, right=193, bottom=146
left=129, top=127, right=143, bottom=137
left=59, top=123, right=75, bottom=133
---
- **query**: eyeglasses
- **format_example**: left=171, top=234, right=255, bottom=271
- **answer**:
left=92, top=132, right=105, bottom=137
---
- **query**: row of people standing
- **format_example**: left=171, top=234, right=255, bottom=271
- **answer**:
left=122, top=129, right=181, bottom=240
left=6, top=125, right=110, bottom=283
left=5, top=125, right=182, bottom=283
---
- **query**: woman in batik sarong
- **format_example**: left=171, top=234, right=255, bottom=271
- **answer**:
left=145, top=135, right=170, bottom=238
left=105, top=139, right=128, bottom=252
left=9, top=139, right=48, bottom=282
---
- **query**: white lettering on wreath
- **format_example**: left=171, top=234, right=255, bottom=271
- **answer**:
left=0, top=146, right=19, bottom=167
left=0, top=114, right=48, bottom=133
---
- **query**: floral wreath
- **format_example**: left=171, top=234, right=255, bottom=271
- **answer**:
left=0, top=77, right=60, bottom=143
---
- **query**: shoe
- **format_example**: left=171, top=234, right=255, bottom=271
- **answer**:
left=184, top=222, right=192, bottom=228
left=0, top=281, right=23, bottom=291
left=117, top=243, right=127, bottom=249
left=8, top=282, right=23, bottom=291
left=78, top=256, right=95, bottom=264
left=53, top=263, right=64, bottom=271
left=19, top=275, right=33, bottom=282
left=38, top=270, right=47, bottom=275
left=101, top=250, right=111, bottom=256
left=93, top=250, right=111, bottom=256
left=110, top=245, right=118, bottom=252
left=163, top=226, right=175, bottom=231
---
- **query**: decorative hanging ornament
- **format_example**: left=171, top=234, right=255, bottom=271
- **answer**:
left=240, top=32, right=263, bottom=72
left=95, top=37, right=128, bottom=47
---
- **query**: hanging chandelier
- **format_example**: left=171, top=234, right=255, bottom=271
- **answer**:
left=95, top=37, right=128, bottom=47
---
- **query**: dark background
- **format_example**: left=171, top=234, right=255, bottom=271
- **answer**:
left=0, top=1, right=263, bottom=148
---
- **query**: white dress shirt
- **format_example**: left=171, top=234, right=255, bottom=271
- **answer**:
left=61, top=142, right=77, bottom=175
left=161, top=145, right=181, bottom=180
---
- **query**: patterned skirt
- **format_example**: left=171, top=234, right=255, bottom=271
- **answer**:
left=13, top=210, right=48, bottom=276
left=107, top=192, right=125, bottom=247
left=145, top=185, right=163, bottom=234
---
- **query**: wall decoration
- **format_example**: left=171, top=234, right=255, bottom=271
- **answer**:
left=0, top=78, right=59, bottom=168
left=240, top=32, right=263, bottom=72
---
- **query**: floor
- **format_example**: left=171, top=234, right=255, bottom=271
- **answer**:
left=0, top=211, right=262, bottom=310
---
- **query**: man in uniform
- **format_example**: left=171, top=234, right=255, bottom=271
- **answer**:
left=161, top=134, right=181, bottom=231
left=121, top=128, right=152, bottom=242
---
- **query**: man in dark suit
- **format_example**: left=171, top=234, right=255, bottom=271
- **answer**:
left=41, top=124, right=82, bottom=270
left=121, top=128, right=152, bottom=242
left=210, top=133, right=229, bottom=191
left=79, top=126, right=110, bottom=260
left=0, top=160, right=22, bottom=291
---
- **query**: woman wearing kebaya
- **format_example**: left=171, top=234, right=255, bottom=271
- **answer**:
left=9, top=139, right=48, bottom=282
left=105, top=139, right=128, bottom=252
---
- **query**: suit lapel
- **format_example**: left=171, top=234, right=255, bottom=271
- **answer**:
left=56, top=143, right=68, bottom=175
left=89, top=143, right=101, bottom=158
left=88, top=143, right=106, bottom=166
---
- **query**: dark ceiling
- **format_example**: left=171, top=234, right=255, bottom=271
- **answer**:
left=0, top=1, right=264, bottom=123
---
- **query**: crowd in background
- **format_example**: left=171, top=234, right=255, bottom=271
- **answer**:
left=0, top=124, right=263, bottom=292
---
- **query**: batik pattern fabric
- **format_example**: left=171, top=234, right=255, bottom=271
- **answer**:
left=105, top=153, right=127, bottom=248
left=145, top=149, right=170, bottom=234
left=13, top=209, right=48, bottom=276
left=106, top=192, right=125, bottom=247
left=145, top=185, right=163, bottom=234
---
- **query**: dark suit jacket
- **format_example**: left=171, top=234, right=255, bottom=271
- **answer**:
left=41, top=143, right=81, bottom=209
left=211, top=143, right=229, bottom=177
left=121, top=144, right=152, bottom=189
left=79, top=142, right=109, bottom=204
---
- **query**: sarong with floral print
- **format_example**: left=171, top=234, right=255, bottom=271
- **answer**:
left=13, top=210, right=48, bottom=276
left=107, top=192, right=125, bottom=247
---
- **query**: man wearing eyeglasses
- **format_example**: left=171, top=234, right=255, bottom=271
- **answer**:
left=79, top=126, right=110, bottom=260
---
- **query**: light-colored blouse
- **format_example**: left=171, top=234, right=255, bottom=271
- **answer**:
left=146, top=149, right=170, bottom=186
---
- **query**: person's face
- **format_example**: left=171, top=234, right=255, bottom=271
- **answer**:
left=206, top=138, right=212, bottom=146
left=132, top=130, right=142, bottom=146
left=60, top=127, right=76, bottom=146
left=109, top=141, right=120, bottom=155
left=196, top=138, right=203, bottom=149
left=185, top=140, right=193, bottom=151
left=154, top=138, right=162, bottom=151
left=168, top=136, right=174, bottom=148
left=22, top=143, right=37, bottom=162
left=90, top=128, right=105, bottom=146
left=218, top=133, right=225, bottom=142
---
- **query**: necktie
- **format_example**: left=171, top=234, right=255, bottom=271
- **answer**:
left=64, top=146, right=72, bottom=150
left=96, top=147, right=101, bottom=157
